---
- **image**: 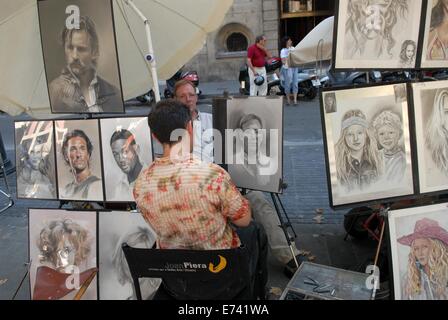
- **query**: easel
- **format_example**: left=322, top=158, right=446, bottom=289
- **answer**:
left=241, top=181, right=299, bottom=269
left=370, top=204, right=389, bottom=300
left=0, top=143, right=14, bottom=215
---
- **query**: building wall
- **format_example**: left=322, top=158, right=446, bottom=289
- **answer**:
left=184, top=0, right=279, bottom=82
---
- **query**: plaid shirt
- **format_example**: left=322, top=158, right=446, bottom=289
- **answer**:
left=133, top=156, right=249, bottom=249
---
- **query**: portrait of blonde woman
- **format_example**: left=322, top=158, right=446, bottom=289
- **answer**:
left=335, top=109, right=383, bottom=191
left=398, top=218, right=448, bottom=300
left=425, top=89, right=448, bottom=174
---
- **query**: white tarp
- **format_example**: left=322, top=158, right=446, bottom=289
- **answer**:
left=288, top=16, right=334, bottom=67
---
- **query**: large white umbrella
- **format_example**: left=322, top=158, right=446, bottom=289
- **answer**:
left=288, top=16, right=333, bottom=67
left=0, top=0, right=233, bottom=117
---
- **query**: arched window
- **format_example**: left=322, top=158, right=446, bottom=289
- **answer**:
left=226, top=32, right=248, bottom=52
left=216, top=23, right=252, bottom=59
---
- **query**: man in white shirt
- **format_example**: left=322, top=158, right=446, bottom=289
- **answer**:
left=173, top=79, right=303, bottom=277
left=173, top=79, right=214, bottom=163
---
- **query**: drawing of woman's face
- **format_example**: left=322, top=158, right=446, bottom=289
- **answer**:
left=412, top=238, right=431, bottom=267
left=28, top=144, right=44, bottom=170
left=54, top=234, right=77, bottom=272
left=405, top=44, right=415, bottom=60
left=345, top=125, right=366, bottom=152
left=377, top=124, right=400, bottom=151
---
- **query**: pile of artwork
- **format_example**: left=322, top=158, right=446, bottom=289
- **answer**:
left=334, top=0, right=448, bottom=70
left=318, top=1, right=448, bottom=300
left=28, top=209, right=160, bottom=300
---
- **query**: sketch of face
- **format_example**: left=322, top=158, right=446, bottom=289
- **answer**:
left=405, top=44, right=415, bottom=60
left=28, top=144, right=44, bottom=170
left=67, top=137, right=90, bottom=173
left=325, top=95, right=335, bottom=109
left=241, top=119, right=263, bottom=156
left=345, top=125, right=366, bottom=152
left=377, top=124, right=400, bottom=151
left=54, top=234, right=77, bottom=272
left=412, top=238, right=431, bottom=267
left=65, top=31, right=97, bottom=78
left=111, top=139, right=138, bottom=174
left=360, top=1, right=394, bottom=40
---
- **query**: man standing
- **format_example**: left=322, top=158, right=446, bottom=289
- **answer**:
left=61, top=130, right=102, bottom=200
left=49, top=16, right=122, bottom=113
left=109, top=129, right=144, bottom=201
left=247, top=35, right=271, bottom=96
left=174, top=79, right=214, bottom=162
left=134, top=100, right=268, bottom=299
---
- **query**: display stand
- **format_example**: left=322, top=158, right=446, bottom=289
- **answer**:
left=370, top=205, right=388, bottom=300
left=270, top=189, right=299, bottom=269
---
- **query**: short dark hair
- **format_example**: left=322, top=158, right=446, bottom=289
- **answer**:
left=281, top=36, right=291, bottom=49
left=62, top=130, right=93, bottom=165
left=173, top=79, right=196, bottom=98
left=147, top=99, right=192, bottom=145
left=61, top=16, right=99, bottom=62
left=255, top=35, right=265, bottom=44
left=110, top=129, right=136, bottom=146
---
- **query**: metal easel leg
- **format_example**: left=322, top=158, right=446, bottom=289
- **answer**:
left=0, top=149, right=14, bottom=214
left=270, top=192, right=299, bottom=269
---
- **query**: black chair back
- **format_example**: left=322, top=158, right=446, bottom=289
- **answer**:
left=122, top=244, right=254, bottom=300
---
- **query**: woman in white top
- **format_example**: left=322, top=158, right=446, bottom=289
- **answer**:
left=280, top=36, right=298, bottom=105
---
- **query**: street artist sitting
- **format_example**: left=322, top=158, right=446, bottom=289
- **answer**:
left=133, top=99, right=268, bottom=299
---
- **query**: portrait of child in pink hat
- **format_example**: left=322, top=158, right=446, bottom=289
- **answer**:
left=389, top=204, right=448, bottom=300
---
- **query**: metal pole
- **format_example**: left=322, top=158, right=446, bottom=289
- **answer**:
left=0, top=131, right=15, bottom=177
left=125, top=0, right=161, bottom=102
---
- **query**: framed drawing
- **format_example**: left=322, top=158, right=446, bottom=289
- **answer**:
left=55, top=119, right=104, bottom=201
left=14, top=121, right=57, bottom=199
left=37, top=0, right=124, bottom=114
left=98, top=211, right=160, bottom=300
left=333, top=0, right=424, bottom=70
left=100, top=117, right=153, bottom=202
left=411, top=80, right=448, bottom=194
left=28, top=209, right=97, bottom=300
left=388, top=202, right=448, bottom=300
left=321, top=84, right=414, bottom=207
left=420, top=0, right=448, bottom=69
left=216, top=97, right=283, bottom=194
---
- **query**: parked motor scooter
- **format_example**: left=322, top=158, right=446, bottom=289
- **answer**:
left=136, top=89, right=156, bottom=105
left=238, top=57, right=282, bottom=95
left=323, top=69, right=382, bottom=87
left=164, top=67, right=201, bottom=98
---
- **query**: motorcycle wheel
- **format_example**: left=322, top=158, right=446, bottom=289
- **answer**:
left=164, top=89, right=172, bottom=99
left=305, top=86, right=317, bottom=100
left=268, top=85, right=281, bottom=96
left=298, top=81, right=316, bottom=100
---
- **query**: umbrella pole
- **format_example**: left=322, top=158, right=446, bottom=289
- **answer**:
left=125, top=0, right=161, bottom=102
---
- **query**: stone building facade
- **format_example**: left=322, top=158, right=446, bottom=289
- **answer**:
left=184, top=0, right=279, bottom=82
